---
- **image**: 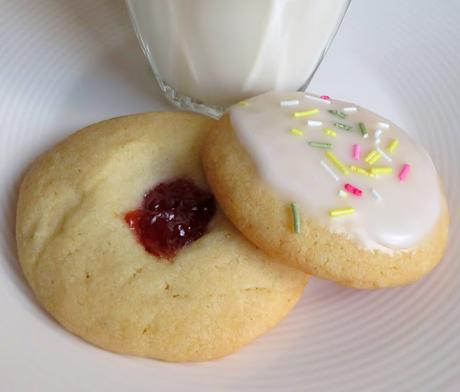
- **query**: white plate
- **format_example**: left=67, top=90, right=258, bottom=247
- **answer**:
left=1, top=1, right=459, bottom=391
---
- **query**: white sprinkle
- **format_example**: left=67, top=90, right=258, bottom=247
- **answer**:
left=304, top=94, right=331, bottom=104
left=376, top=146, right=392, bottom=162
left=378, top=122, right=390, bottom=129
left=375, top=138, right=381, bottom=145
left=279, top=99, right=299, bottom=107
left=343, top=107, right=357, bottom=112
left=370, top=188, right=382, bottom=201
left=308, top=120, right=323, bottom=126
left=374, top=129, right=382, bottom=138
left=338, top=189, right=348, bottom=198
left=320, top=160, right=339, bottom=181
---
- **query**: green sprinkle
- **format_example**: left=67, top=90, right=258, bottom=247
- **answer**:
left=291, top=203, right=301, bottom=234
left=328, top=109, right=347, bottom=119
left=308, top=141, right=332, bottom=149
left=358, top=122, right=369, bottom=138
left=334, top=122, right=353, bottom=131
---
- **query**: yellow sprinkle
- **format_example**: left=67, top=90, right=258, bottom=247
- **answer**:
left=294, top=108, right=320, bottom=117
left=329, top=207, right=355, bottom=217
left=290, top=128, right=304, bottom=136
left=364, top=149, right=378, bottom=163
left=387, top=138, right=400, bottom=153
left=238, top=101, right=249, bottom=107
left=325, top=151, right=349, bottom=175
left=323, top=128, right=337, bottom=137
left=368, top=151, right=382, bottom=165
left=370, top=167, right=393, bottom=175
left=350, top=165, right=373, bottom=177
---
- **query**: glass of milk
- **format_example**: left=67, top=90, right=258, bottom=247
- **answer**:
left=126, top=0, right=351, bottom=118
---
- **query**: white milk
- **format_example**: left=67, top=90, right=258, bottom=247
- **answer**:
left=127, top=0, right=349, bottom=106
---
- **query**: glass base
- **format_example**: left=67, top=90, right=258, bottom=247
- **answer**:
left=155, top=77, right=226, bottom=119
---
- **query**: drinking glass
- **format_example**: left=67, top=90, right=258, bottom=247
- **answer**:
left=126, top=0, right=351, bottom=118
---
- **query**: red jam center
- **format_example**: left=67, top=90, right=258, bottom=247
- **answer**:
left=125, top=178, right=216, bottom=259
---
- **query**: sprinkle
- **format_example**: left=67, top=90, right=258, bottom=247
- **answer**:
left=375, top=138, right=381, bottom=145
left=376, top=146, right=392, bottom=162
left=370, top=188, right=382, bottom=201
left=364, top=149, right=379, bottom=163
left=365, top=149, right=382, bottom=164
left=328, top=109, right=347, bottom=119
left=305, top=94, right=332, bottom=104
left=308, top=120, right=323, bottom=126
left=325, top=151, right=349, bottom=175
left=352, top=144, right=361, bottom=160
left=370, top=167, right=393, bottom=175
left=350, top=165, right=373, bottom=177
left=308, top=141, right=332, bottom=149
left=387, top=138, right=400, bottom=153
left=280, top=99, right=299, bottom=107
left=398, top=164, right=411, bottom=181
left=238, top=101, right=249, bottom=107
left=343, top=107, right=358, bottom=112
left=324, top=128, right=337, bottom=137
left=374, top=129, right=382, bottom=138
left=334, top=122, right=353, bottom=131
left=338, top=189, right=348, bottom=198
left=378, top=122, right=390, bottom=129
left=291, top=202, right=301, bottom=234
left=294, top=108, right=320, bottom=117
left=329, top=207, right=355, bottom=217
left=320, top=160, right=339, bottom=181
left=290, top=128, right=304, bottom=136
left=344, top=183, right=363, bottom=197
left=358, top=122, right=369, bottom=138
left=368, top=152, right=382, bottom=165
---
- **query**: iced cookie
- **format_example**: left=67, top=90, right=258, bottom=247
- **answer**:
left=16, top=112, right=308, bottom=362
left=202, top=92, right=449, bottom=288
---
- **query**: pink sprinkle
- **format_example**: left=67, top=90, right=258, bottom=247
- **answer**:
left=352, top=144, right=361, bottom=160
left=344, top=183, right=363, bottom=197
left=399, top=163, right=411, bottom=181
left=320, top=95, right=331, bottom=101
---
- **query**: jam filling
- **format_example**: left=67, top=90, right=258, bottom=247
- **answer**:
left=125, top=178, right=216, bottom=259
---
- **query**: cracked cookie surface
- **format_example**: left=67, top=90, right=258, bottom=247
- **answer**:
left=16, top=112, right=308, bottom=362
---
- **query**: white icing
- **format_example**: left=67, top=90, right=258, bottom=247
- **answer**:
left=230, top=91, right=443, bottom=251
